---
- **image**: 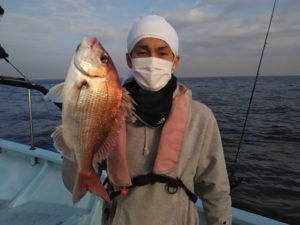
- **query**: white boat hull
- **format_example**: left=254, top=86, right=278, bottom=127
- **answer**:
left=0, top=139, right=288, bottom=225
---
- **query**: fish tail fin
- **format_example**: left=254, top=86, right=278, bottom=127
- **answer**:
left=72, top=170, right=110, bottom=204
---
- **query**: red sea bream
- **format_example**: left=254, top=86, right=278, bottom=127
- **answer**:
left=46, top=37, right=132, bottom=203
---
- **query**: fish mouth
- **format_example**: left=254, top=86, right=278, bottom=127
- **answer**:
left=88, top=37, right=101, bottom=50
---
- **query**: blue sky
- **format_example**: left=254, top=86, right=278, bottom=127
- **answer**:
left=0, top=0, right=299, bottom=79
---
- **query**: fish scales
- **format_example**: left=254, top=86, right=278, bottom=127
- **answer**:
left=74, top=80, right=121, bottom=172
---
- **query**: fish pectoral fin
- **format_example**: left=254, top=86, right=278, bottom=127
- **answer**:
left=72, top=170, right=110, bottom=204
left=51, top=126, right=75, bottom=161
left=44, top=82, right=65, bottom=103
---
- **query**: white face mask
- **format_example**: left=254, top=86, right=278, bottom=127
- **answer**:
left=131, top=57, right=174, bottom=91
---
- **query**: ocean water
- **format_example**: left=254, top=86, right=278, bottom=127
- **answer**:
left=0, top=76, right=299, bottom=224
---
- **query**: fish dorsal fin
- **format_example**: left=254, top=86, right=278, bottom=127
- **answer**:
left=44, top=82, right=64, bottom=103
left=51, top=125, right=75, bottom=161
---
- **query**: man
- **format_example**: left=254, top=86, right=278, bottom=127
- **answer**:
left=63, top=15, right=232, bottom=225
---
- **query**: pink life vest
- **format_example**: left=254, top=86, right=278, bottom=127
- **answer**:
left=106, top=83, right=192, bottom=187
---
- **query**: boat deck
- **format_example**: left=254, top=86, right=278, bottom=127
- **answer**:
left=0, top=201, right=87, bottom=225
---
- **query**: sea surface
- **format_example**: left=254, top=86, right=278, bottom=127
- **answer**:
left=0, top=76, right=299, bottom=224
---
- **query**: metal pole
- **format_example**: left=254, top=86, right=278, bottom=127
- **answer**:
left=27, top=88, right=35, bottom=150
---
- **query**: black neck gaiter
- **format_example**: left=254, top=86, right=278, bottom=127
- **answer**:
left=123, top=75, right=177, bottom=127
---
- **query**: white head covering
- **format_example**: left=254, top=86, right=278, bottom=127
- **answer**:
left=127, top=15, right=179, bottom=56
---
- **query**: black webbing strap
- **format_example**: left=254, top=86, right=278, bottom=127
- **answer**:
left=107, top=173, right=198, bottom=203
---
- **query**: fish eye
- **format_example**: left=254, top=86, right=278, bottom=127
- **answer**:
left=100, top=54, right=109, bottom=64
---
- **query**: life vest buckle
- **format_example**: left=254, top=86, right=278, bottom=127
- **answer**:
left=165, top=183, right=178, bottom=194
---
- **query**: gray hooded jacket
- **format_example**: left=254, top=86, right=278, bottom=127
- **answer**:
left=102, top=88, right=232, bottom=225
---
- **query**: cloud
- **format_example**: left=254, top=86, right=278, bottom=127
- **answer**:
left=1, top=0, right=299, bottom=78
left=165, top=7, right=215, bottom=25
left=2, top=1, right=124, bottom=44
left=165, top=8, right=258, bottom=58
left=158, top=0, right=300, bottom=76
left=0, top=0, right=127, bottom=78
